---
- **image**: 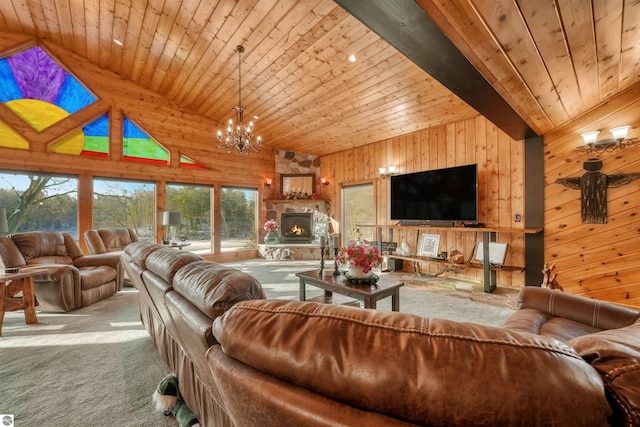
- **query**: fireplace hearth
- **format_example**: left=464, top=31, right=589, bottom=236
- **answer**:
left=281, top=213, right=313, bottom=243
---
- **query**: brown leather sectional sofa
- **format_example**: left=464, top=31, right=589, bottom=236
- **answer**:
left=123, top=241, right=640, bottom=426
left=0, top=231, right=124, bottom=311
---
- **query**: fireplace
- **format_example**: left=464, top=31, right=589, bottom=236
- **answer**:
left=281, top=213, right=313, bottom=243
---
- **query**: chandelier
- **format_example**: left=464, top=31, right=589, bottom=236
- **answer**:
left=216, top=45, right=263, bottom=154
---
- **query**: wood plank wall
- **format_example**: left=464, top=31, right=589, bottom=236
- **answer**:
left=543, top=83, right=640, bottom=307
left=0, top=34, right=274, bottom=258
left=320, top=116, right=528, bottom=288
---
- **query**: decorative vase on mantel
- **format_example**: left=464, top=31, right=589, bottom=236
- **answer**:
left=264, top=231, right=280, bottom=245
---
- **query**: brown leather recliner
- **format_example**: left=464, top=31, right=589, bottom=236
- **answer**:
left=0, top=231, right=124, bottom=311
left=84, top=227, right=139, bottom=255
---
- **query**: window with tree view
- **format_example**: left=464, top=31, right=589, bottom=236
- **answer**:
left=220, top=187, right=257, bottom=251
left=167, top=183, right=211, bottom=253
left=0, top=171, right=78, bottom=237
left=343, top=183, right=375, bottom=243
left=93, top=178, right=155, bottom=241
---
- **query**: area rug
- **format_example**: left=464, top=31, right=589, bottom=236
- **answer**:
left=0, top=259, right=516, bottom=426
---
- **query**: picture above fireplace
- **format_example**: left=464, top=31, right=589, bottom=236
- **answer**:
left=280, top=213, right=313, bottom=243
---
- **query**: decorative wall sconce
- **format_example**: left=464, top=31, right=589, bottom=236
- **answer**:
left=379, top=165, right=398, bottom=179
left=578, top=126, right=637, bottom=153
left=320, top=178, right=329, bottom=186
left=264, top=178, right=273, bottom=188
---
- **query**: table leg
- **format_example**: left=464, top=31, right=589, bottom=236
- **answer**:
left=299, top=277, right=306, bottom=301
left=23, top=277, right=38, bottom=324
left=391, top=289, right=400, bottom=312
left=363, top=297, right=376, bottom=309
left=0, top=282, right=6, bottom=336
left=324, top=290, right=332, bottom=303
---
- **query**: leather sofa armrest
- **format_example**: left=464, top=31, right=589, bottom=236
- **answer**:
left=32, top=263, right=81, bottom=286
left=31, top=264, right=82, bottom=311
left=516, top=287, right=640, bottom=330
left=0, top=235, right=27, bottom=269
left=73, top=253, right=121, bottom=269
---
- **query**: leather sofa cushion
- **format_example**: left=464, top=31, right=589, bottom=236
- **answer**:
left=12, top=231, right=68, bottom=261
left=213, top=299, right=612, bottom=427
left=567, top=321, right=640, bottom=427
left=146, top=248, right=202, bottom=284
left=124, top=242, right=164, bottom=270
left=173, top=261, right=266, bottom=320
left=84, top=229, right=106, bottom=254
left=99, top=227, right=137, bottom=252
left=0, top=236, right=26, bottom=268
left=79, top=265, right=117, bottom=290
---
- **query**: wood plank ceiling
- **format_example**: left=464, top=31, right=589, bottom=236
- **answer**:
left=0, top=0, right=638, bottom=157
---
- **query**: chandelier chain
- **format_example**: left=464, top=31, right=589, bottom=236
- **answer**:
left=216, top=45, right=263, bottom=153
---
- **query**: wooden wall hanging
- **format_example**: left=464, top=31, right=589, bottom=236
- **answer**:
left=556, top=158, right=640, bottom=224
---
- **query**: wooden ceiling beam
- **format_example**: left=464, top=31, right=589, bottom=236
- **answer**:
left=334, top=0, right=538, bottom=141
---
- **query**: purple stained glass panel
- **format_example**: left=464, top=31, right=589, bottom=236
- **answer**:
left=8, top=46, right=66, bottom=103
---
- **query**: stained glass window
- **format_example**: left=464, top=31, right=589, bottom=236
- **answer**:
left=123, top=116, right=169, bottom=165
left=49, top=113, right=109, bottom=157
left=0, top=45, right=97, bottom=131
left=180, top=155, right=208, bottom=169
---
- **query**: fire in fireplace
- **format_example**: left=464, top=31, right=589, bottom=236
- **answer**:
left=280, top=213, right=314, bottom=243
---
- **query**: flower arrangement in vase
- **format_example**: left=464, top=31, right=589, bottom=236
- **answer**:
left=336, top=240, right=381, bottom=278
left=263, top=219, right=279, bottom=244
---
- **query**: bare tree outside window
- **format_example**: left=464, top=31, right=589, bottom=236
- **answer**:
left=220, top=187, right=257, bottom=251
left=0, top=172, right=78, bottom=236
left=93, top=178, right=155, bottom=241
left=343, top=183, right=375, bottom=243
left=167, top=183, right=212, bottom=253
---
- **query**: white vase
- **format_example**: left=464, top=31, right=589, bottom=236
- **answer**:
left=348, top=265, right=368, bottom=278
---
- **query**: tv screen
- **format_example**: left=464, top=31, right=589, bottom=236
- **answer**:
left=390, top=164, right=478, bottom=222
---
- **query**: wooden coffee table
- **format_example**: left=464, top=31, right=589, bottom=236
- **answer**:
left=297, top=270, right=404, bottom=311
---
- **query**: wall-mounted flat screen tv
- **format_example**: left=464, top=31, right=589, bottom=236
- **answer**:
left=390, top=164, right=478, bottom=223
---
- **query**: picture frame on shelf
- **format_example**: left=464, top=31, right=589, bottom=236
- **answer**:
left=418, top=234, right=440, bottom=257
left=474, top=242, right=508, bottom=266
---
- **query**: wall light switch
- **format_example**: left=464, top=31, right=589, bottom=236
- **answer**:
left=514, top=214, right=522, bottom=222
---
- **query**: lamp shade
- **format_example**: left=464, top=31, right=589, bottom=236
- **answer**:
left=162, top=211, right=182, bottom=226
left=610, top=126, right=630, bottom=140
left=581, top=131, right=600, bottom=144
left=0, top=207, right=7, bottom=234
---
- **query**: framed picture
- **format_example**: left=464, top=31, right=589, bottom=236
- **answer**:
left=474, top=242, right=508, bottom=266
left=418, top=234, right=440, bottom=257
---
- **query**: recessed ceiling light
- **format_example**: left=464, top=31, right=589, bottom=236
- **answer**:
left=348, top=54, right=357, bottom=62
left=113, top=38, right=123, bottom=46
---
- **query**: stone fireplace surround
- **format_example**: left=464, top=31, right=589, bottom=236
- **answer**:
left=259, top=150, right=327, bottom=260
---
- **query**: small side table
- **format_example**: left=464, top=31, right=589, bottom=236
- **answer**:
left=0, top=267, right=46, bottom=336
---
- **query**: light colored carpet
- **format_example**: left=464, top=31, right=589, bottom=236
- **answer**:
left=0, top=260, right=516, bottom=426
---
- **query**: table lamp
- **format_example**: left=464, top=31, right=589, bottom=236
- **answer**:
left=162, top=211, right=182, bottom=243
left=0, top=207, right=8, bottom=236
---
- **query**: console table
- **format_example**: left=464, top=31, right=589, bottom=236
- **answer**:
left=297, top=270, right=404, bottom=311
left=360, top=224, right=543, bottom=293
